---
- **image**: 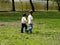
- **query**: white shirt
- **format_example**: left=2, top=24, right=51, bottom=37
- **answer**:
left=28, top=14, right=33, bottom=24
left=21, top=17, right=27, bottom=23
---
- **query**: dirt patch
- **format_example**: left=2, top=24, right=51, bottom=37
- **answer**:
left=0, top=21, right=20, bottom=27
left=0, top=23, right=5, bottom=26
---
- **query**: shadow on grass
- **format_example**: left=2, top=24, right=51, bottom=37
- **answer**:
left=33, top=11, right=60, bottom=19
left=0, top=11, right=60, bottom=22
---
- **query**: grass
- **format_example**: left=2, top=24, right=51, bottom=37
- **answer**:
left=0, top=11, right=60, bottom=45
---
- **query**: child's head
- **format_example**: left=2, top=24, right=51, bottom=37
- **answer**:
left=23, top=13, right=26, bottom=17
left=29, top=10, right=33, bottom=15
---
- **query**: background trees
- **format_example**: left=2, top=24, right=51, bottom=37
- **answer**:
left=12, top=0, right=35, bottom=11
left=51, top=0, right=60, bottom=11
left=12, top=0, right=15, bottom=11
left=0, top=0, right=10, bottom=3
left=56, top=0, right=60, bottom=11
left=29, top=0, right=35, bottom=12
left=0, top=0, right=60, bottom=11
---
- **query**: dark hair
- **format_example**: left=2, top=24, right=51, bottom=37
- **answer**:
left=23, top=13, right=26, bottom=17
left=29, top=10, right=33, bottom=15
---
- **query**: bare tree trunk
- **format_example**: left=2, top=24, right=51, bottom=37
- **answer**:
left=29, top=0, right=35, bottom=12
left=12, top=0, right=15, bottom=11
left=47, top=0, right=49, bottom=11
left=58, top=2, right=60, bottom=11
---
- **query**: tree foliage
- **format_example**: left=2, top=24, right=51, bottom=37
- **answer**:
left=51, top=0, right=60, bottom=11
left=0, top=0, right=10, bottom=3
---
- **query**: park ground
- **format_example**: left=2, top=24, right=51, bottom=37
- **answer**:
left=0, top=11, right=60, bottom=45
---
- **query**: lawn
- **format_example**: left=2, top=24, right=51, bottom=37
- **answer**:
left=0, top=11, right=60, bottom=45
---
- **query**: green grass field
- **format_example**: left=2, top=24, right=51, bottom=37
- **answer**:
left=0, top=11, right=60, bottom=45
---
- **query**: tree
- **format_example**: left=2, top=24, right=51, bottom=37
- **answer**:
left=29, top=0, right=35, bottom=12
left=53, top=0, right=60, bottom=11
left=12, top=0, right=15, bottom=11
left=57, top=0, right=60, bottom=11
left=47, top=0, right=49, bottom=10
left=0, top=0, right=10, bottom=3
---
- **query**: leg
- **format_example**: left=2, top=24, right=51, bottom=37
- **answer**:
left=21, top=24, right=24, bottom=33
left=25, top=24, right=28, bottom=33
left=30, top=24, right=33, bottom=33
left=28, top=24, right=33, bottom=33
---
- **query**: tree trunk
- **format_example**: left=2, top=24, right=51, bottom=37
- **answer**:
left=47, top=0, right=49, bottom=11
left=12, top=0, right=15, bottom=11
left=58, top=2, right=60, bottom=11
left=29, top=0, right=35, bottom=12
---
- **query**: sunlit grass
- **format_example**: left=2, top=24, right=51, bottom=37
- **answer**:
left=0, top=12, right=60, bottom=45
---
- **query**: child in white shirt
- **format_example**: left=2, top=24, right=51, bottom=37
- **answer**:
left=27, top=11, right=33, bottom=33
left=21, top=13, right=27, bottom=33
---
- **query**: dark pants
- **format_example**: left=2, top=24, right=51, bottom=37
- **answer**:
left=21, top=23, right=27, bottom=33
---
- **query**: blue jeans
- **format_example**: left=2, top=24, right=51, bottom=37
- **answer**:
left=27, top=24, right=33, bottom=33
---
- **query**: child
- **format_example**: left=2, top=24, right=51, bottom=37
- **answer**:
left=27, top=11, right=33, bottom=33
left=21, top=13, right=27, bottom=33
